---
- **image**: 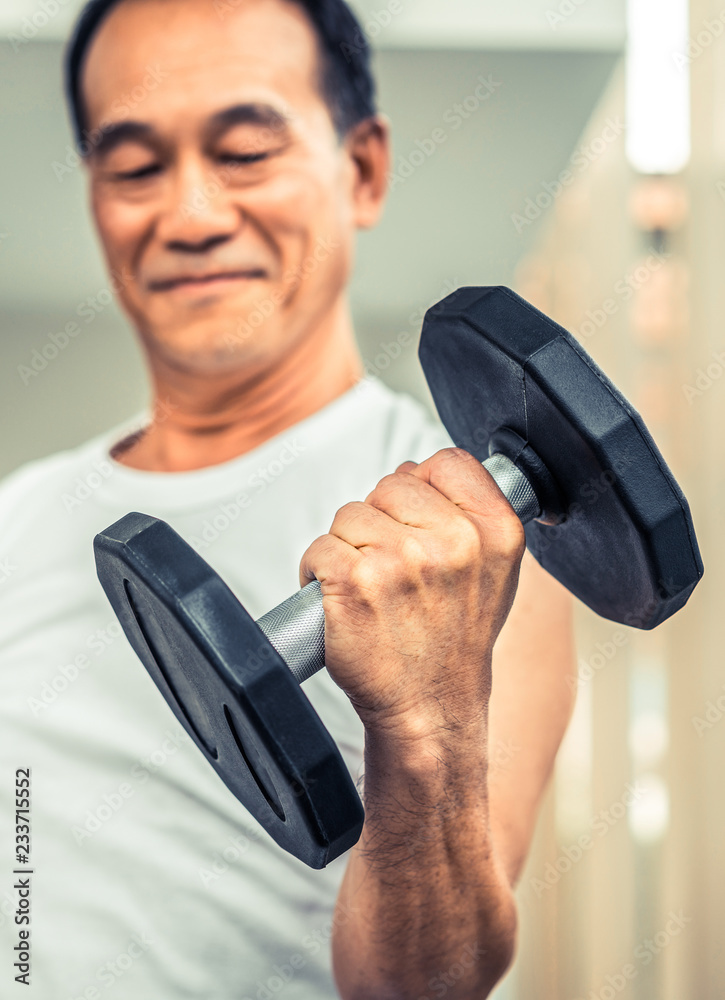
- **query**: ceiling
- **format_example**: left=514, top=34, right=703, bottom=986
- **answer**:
left=0, top=0, right=626, bottom=48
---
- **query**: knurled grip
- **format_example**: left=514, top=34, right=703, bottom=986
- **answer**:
left=256, top=580, right=325, bottom=684
left=256, top=454, right=541, bottom=684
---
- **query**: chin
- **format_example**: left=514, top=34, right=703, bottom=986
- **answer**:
left=141, top=316, right=279, bottom=378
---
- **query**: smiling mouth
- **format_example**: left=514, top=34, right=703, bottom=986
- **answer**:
left=149, top=270, right=267, bottom=292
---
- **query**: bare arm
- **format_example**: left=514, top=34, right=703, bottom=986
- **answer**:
left=300, top=450, right=577, bottom=999
left=331, top=550, right=576, bottom=999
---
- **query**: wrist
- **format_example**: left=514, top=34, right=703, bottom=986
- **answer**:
left=360, top=707, right=490, bottom=812
left=358, top=687, right=491, bottom=761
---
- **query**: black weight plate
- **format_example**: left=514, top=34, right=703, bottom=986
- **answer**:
left=94, top=513, right=364, bottom=869
left=420, top=287, right=704, bottom=629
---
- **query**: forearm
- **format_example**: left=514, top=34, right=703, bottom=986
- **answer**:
left=332, top=710, right=517, bottom=1000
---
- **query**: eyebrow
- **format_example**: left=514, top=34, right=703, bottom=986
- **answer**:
left=205, top=103, right=292, bottom=140
left=90, top=103, right=292, bottom=159
left=91, top=121, right=155, bottom=158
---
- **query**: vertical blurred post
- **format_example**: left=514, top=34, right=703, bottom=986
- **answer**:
left=662, top=0, right=725, bottom=996
left=508, top=0, right=724, bottom=981
left=512, top=64, right=639, bottom=1000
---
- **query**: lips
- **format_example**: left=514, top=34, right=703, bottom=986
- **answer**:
left=148, top=269, right=266, bottom=292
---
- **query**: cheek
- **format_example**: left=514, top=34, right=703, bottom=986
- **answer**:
left=246, top=157, right=349, bottom=244
left=91, top=189, right=147, bottom=267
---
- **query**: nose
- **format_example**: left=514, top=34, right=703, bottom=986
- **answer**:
left=155, top=157, right=244, bottom=251
left=166, top=232, right=231, bottom=255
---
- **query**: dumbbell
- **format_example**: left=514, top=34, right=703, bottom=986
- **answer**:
left=94, top=287, right=703, bottom=869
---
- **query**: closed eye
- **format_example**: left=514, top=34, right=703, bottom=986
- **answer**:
left=218, top=152, right=270, bottom=165
left=113, top=164, right=162, bottom=181
left=109, top=151, right=271, bottom=181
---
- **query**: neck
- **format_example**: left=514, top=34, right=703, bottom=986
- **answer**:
left=113, top=300, right=364, bottom=472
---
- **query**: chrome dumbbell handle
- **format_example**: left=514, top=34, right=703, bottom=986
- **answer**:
left=256, top=454, right=540, bottom=683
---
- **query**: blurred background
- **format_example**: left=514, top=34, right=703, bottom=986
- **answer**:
left=0, top=0, right=722, bottom=996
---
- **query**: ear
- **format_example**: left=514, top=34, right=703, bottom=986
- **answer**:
left=345, top=114, right=391, bottom=230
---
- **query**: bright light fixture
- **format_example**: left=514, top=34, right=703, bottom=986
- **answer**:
left=626, top=0, right=691, bottom=174
left=628, top=773, right=670, bottom=843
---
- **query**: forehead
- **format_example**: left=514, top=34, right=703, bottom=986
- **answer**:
left=81, top=0, right=326, bottom=132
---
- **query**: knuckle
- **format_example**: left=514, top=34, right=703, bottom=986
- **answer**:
left=443, top=516, right=483, bottom=569
left=345, top=556, right=379, bottom=595
left=438, top=446, right=472, bottom=464
left=439, top=446, right=486, bottom=475
left=332, top=500, right=366, bottom=528
left=398, top=531, right=429, bottom=570
left=490, top=511, right=526, bottom=561
left=378, top=471, right=403, bottom=489
left=368, top=472, right=402, bottom=503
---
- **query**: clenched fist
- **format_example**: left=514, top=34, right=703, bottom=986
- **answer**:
left=299, top=448, right=526, bottom=743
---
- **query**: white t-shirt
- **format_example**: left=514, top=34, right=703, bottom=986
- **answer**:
left=0, top=377, right=455, bottom=999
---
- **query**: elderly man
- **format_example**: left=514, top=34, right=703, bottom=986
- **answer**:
left=0, top=0, right=576, bottom=997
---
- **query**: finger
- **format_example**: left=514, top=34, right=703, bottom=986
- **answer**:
left=405, top=448, right=516, bottom=521
left=299, top=532, right=361, bottom=589
left=328, top=500, right=406, bottom=550
left=364, top=471, right=455, bottom=529
left=395, top=460, right=419, bottom=474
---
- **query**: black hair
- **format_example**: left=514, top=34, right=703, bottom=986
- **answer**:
left=64, top=0, right=377, bottom=150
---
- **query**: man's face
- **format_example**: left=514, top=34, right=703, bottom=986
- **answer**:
left=81, top=0, right=382, bottom=376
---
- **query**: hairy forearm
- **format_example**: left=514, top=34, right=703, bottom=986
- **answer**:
left=332, top=710, right=517, bottom=1000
